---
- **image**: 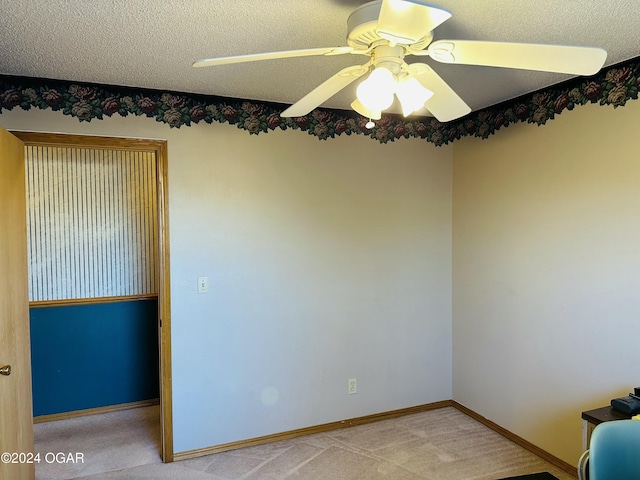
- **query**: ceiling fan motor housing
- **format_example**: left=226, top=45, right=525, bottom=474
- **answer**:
left=370, top=45, right=405, bottom=73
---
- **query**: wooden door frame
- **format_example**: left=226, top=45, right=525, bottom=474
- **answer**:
left=0, top=127, right=34, bottom=480
left=11, top=131, right=173, bottom=462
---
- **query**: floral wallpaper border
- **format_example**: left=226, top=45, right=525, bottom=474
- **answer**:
left=0, top=56, right=638, bottom=146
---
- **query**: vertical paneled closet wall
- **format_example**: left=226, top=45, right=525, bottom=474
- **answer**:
left=26, top=143, right=160, bottom=417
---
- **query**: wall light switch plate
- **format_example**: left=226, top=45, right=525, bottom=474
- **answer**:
left=197, top=276, right=209, bottom=294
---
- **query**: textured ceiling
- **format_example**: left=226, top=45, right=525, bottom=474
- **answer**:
left=1, top=0, right=639, bottom=118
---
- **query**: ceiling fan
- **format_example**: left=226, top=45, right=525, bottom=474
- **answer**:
left=193, top=0, right=607, bottom=124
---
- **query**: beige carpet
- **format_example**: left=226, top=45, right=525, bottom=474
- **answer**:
left=34, top=405, right=162, bottom=480
left=34, top=406, right=575, bottom=480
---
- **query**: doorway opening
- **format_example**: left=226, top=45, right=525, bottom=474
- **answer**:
left=13, top=132, right=173, bottom=468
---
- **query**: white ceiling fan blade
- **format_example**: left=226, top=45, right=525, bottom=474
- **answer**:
left=193, top=46, right=355, bottom=68
left=409, top=63, right=471, bottom=122
left=428, top=40, right=607, bottom=75
left=281, top=64, right=369, bottom=117
left=377, top=0, right=451, bottom=45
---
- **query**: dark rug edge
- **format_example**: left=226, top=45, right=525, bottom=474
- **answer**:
left=497, top=473, right=559, bottom=480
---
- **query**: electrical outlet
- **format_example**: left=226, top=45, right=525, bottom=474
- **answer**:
left=348, top=378, right=357, bottom=395
left=197, top=276, right=209, bottom=294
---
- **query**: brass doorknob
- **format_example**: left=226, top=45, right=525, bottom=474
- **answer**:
left=0, top=365, right=11, bottom=376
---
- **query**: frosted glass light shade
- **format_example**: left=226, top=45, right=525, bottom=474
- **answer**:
left=356, top=67, right=397, bottom=112
left=396, top=76, right=434, bottom=116
left=351, top=98, right=381, bottom=120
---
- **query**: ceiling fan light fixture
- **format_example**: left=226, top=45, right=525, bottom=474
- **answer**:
left=395, top=75, right=434, bottom=116
left=193, top=1, right=608, bottom=123
left=356, top=66, right=397, bottom=112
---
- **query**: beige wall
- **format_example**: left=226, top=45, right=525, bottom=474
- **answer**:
left=452, top=99, right=640, bottom=465
left=0, top=108, right=453, bottom=453
left=6, top=92, right=637, bottom=465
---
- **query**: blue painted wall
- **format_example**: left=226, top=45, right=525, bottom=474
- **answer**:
left=30, top=299, right=159, bottom=416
